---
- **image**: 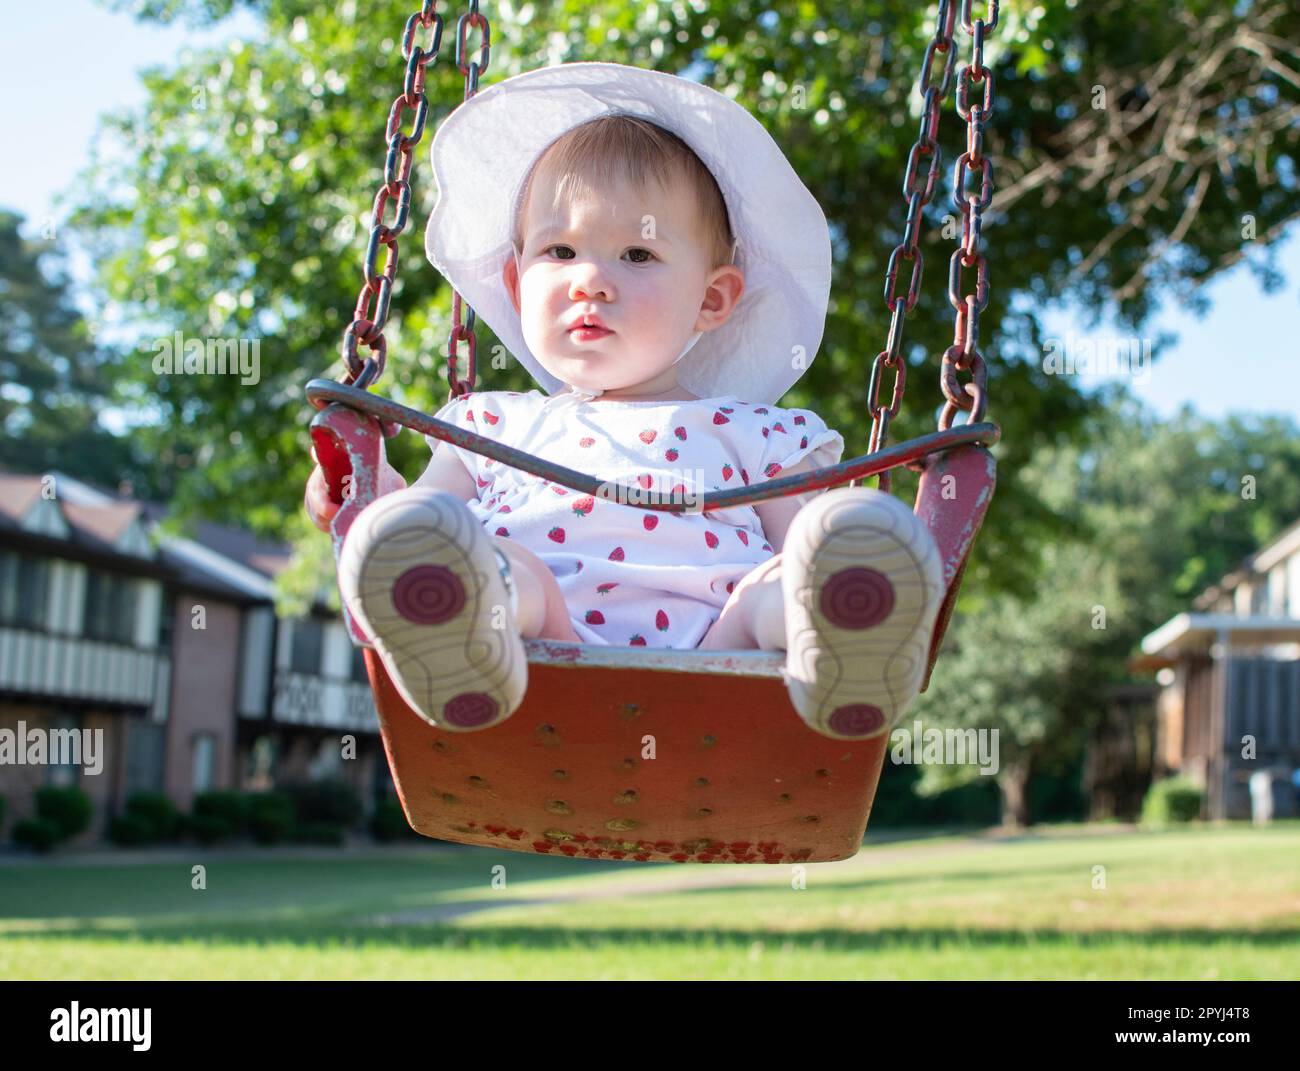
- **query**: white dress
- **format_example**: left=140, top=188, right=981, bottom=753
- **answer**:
left=424, top=389, right=845, bottom=649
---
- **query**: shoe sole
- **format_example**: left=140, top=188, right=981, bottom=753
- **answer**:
left=338, top=490, right=527, bottom=731
left=781, top=487, right=944, bottom=739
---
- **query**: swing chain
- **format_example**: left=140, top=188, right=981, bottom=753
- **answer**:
left=447, top=1, right=491, bottom=400
left=868, top=0, right=958, bottom=486
left=870, top=0, right=999, bottom=473
left=339, top=2, right=444, bottom=392
left=939, top=0, right=998, bottom=430
left=336, top=1, right=489, bottom=405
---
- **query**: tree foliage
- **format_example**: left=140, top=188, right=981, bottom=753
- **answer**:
left=913, top=383, right=1300, bottom=824
left=0, top=211, right=144, bottom=489
left=66, top=0, right=1300, bottom=590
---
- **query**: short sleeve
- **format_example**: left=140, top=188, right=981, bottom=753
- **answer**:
left=751, top=404, right=845, bottom=482
left=423, top=392, right=488, bottom=490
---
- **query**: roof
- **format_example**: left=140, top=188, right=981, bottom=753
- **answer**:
left=1193, top=515, right=1300, bottom=610
left=1140, top=613, right=1300, bottom=658
left=0, top=468, right=293, bottom=603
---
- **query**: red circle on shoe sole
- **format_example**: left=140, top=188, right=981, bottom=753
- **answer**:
left=820, top=567, right=894, bottom=628
left=392, top=565, right=464, bottom=624
left=444, top=692, right=498, bottom=728
left=828, top=704, right=885, bottom=737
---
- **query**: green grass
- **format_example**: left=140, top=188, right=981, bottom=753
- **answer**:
left=1, top=822, right=1297, bottom=979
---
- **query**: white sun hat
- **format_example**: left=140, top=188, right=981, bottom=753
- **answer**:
left=424, top=61, right=832, bottom=405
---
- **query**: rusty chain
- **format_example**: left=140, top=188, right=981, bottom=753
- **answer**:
left=336, top=2, right=992, bottom=452
left=337, top=1, right=489, bottom=402
left=940, top=0, right=998, bottom=432
left=869, top=0, right=998, bottom=488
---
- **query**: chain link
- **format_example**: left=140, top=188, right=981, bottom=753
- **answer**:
left=938, top=0, right=999, bottom=430
left=447, top=1, right=490, bottom=399
left=336, top=2, right=489, bottom=404
left=869, top=0, right=999, bottom=483
left=336, top=3, right=994, bottom=435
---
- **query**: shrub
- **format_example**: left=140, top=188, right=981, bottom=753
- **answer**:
left=247, top=792, right=295, bottom=845
left=109, top=813, right=156, bottom=847
left=34, top=786, right=92, bottom=842
left=192, top=790, right=248, bottom=832
left=188, top=814, right=234, bottom=845
left=283, top=779, right=363, bottom=827
left=1141, top=777, right=1204, bottom=824
left=125, top=792, right=182, bottom=840
left=293, top=821, right=345, bottom=846
left=371, top=797, right=413, bottom=841
left=13, top=817, right=61, bottom=852
left=0, top=792, right=7, bottom=834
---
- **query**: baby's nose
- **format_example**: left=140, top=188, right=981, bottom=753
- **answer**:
left=569, top=265, right=613, bottom=301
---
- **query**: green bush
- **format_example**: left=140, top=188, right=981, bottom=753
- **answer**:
left=109, top=813, right=156, bottom=847
left=13, top=817, right=61, bottom=852
left=247, top=792, right=295, bottom=845
left=283, top=779, right=363, bottom=827
left=1141, top=777, right=1204, bottom=824
left=293, top=821, right=346, bottom=846
left=868, top=760, right=1001, bottom=828
left=192, top=790, right=249, bottom=832
left=34, top=786, right=92, bottom=841
left=188, top=814, right=234, bottom=845
left=371, top=797, right=414, bottom=841
left=125, top=792, right=181, bottom=840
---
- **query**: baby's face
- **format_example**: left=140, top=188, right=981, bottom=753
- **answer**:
left=504, top=163, right=743, bottom=396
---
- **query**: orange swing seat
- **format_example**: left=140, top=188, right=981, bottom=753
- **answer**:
left=308, top=390, right=997, bottom=864
left=306, top=0, right=1004, bottom=863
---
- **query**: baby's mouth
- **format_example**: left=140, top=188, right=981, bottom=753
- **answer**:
left=568, top=324, right=613, bottom=340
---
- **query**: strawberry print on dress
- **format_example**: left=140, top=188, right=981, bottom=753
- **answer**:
left=425, top=389, right=845, bottom=649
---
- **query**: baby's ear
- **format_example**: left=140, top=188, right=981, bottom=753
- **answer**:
left=503, top=254, right=522, bottom=314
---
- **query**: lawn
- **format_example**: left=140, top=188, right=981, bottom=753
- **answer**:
left=1, top=822, right=1297, bottom=980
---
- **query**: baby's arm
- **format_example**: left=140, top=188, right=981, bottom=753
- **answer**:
left=751, top=456, right=820, bottom=554
left=413, top=441, right=479, bottom=503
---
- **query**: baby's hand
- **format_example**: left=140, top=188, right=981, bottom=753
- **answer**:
left=304, top=449, right=407, bottom=533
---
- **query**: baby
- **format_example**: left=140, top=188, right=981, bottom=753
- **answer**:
left=306, top=63, right=944, bottom=740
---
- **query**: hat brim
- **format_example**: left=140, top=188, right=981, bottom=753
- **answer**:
left=424, top=61, right=831, bottom=404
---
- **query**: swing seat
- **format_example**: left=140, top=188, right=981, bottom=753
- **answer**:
left=308, top=387, right=997, bottom=863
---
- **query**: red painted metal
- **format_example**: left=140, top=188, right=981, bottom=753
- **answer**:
left=367, top=646, right=889, bottom=864
left=913, top=443, right=997, bottom=691
left=309, top=402, right=389, bottom=645
left=308, top=398, right=996, bottom=862
left=306, top=379, right=999, bottom=513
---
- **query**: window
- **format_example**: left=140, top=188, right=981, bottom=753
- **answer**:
left=290, top=617, right=324, bottom=675
left=192, top=733, right=216, bottom=793
left=83, top=569, right=137, bottom=643
left=350, top=644, right=370, bottom=684
left=125, top=719, right=165, bottom=795
left=45, top=712, right=80, bottom=788
left=244, top=734, right=276, bottom=791
left=158, top=590, right=179, bottom=653
left=0, top=549, right=50, bottom=629
left=1249, top=583, right=1267, bottom=617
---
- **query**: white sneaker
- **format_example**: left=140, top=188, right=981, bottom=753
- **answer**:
left=781, top=487, right=945, bottom=739
left=337, top=487, right=527, bottom=731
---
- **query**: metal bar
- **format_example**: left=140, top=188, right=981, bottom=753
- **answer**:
left=306, top=379, right=1001, bottom=512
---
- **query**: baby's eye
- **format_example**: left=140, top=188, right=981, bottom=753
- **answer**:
left=543, top=244, right=576, bottom=260
left=624, top=248, right=655, bottom=264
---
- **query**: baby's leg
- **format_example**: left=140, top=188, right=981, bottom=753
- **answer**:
left=697, top=554, right=787, bottom=651
left=490, top=536, right=583, bottom=643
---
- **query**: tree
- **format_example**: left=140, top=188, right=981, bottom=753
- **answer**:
left=913, top=382, right=1300, bottom=828
left=66, top=0, right=1299, bottom=587
left=0, top=210, right=147, bottom=491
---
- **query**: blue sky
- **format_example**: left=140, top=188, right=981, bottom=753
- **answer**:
left=4, top=1, right=1296, bottom=425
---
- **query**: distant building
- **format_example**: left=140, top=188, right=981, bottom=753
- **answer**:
left=0, top=471, right=389, bottom=845
left=1137, top=517, right=1300, bottom=820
